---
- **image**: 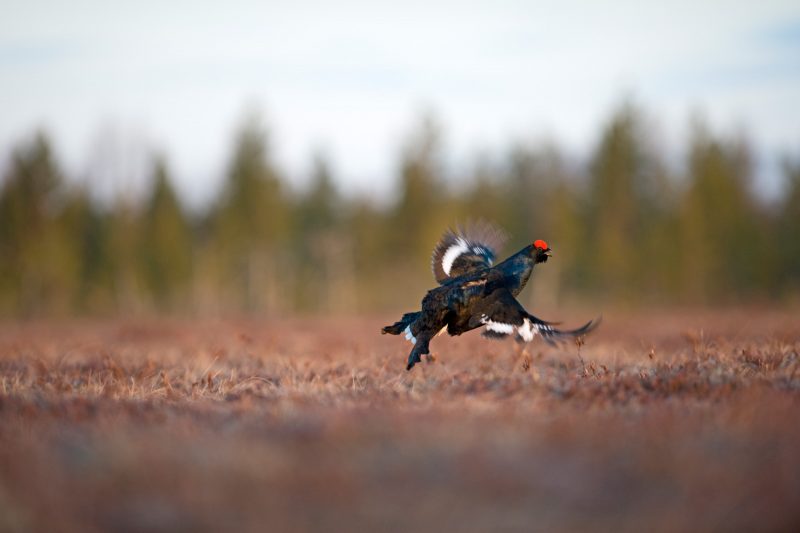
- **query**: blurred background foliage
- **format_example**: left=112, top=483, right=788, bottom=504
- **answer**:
left=1, top=102, right=798, bottom=317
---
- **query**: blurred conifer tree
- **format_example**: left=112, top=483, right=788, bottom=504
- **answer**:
left=0, top=132, right=78, bottom=314
left=0, top=107, right=798, bottom=315
left=293, top=154, right=354, bottom=312
left=392, top=115, right=450, bottom=262
left=777, top=157, right=800, bottom=295
left=679, top=122, right=762, bottom=302
left=210, top=112, right=289, bottom=313
left=140, top=157, right=193, bottom=310
left=59, top=186, right=113, bottom=312
left=584, top=103, right=670, bottom=301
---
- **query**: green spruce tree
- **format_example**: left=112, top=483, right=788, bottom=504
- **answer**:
left=140, top=156, right=193, bottom=311
left=0, top=132, right=78, bottom=315
left=211, top=112, right=289, bottom=313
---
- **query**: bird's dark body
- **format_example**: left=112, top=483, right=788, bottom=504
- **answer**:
left=383, top=224, right=598, bottom=370
left=419, top=245, right=536, bottom=336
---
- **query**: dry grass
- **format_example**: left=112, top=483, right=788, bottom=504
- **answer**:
left=1, top=309, right=799, bottom=532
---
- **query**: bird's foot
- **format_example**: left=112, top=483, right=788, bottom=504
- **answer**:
left=425, top=353, right=437, bottom=363
left=406, top=353, right=422, bottom=371
left=520, top=350, right=532, bottom=372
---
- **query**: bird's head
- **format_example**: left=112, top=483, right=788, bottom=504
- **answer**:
left=533, top=239, right=552, bottom=263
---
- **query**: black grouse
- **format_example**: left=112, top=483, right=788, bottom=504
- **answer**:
left=382, top=221, right=599, bottom=370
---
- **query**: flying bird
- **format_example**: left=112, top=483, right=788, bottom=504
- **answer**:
left=382, top=221, right=599, bottom=370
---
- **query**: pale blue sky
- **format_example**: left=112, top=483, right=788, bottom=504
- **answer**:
left=1, top=0, right=798, bottom=206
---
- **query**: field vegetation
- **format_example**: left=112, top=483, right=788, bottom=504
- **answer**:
left=1, top=309, right=798, bottom=532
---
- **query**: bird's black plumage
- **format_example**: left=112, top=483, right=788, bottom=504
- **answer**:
left=382, top=223, right=599, bottom=370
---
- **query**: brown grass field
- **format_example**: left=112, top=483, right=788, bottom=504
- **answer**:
left=1, top=309, right=799, bottom=532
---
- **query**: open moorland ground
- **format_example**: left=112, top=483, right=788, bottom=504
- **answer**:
left=1, top=309, right=799, bottom=532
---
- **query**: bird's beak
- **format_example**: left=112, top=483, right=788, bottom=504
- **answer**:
left=545, top=249, right=553, bottom=257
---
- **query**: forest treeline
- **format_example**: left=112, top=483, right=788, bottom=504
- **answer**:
left=1, top=103, right=799, bottom=317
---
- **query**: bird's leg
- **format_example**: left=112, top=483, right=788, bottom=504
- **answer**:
left=406, top=332, right=433, bottom=371
left=509, top=339, right=531, bottom=371
left=519, top=344, right=532, bottom=372
left=425, top=326, right=447, bottom=363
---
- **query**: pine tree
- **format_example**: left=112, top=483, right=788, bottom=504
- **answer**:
left=585, top=103, right=669, bottom=301
left=211, top=112, right=289, bottom=313
left=0, top=132, right=78, bottom=315
left=777, top=156, right=800, bottom=295
left=461, top=155, right=506, bottom=228
left=503, top=145, right=554, bottom=246
left=140, top=156, right=193, bottom=310
left=293, top=154, right=356, bottom=312
left=296, top=154, right=337, bottom=235
left=679, top=122, right=760, bottom=302
left=392, top=115, right=450, bottom=262
left=59, top=186, right=113, bottom=312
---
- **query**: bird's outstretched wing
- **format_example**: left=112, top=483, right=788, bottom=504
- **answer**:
left=431, top=220, right=507, bottom=284
left=470, top=289, right=600, bottom=345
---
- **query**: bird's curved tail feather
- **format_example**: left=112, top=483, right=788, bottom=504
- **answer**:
left=525, top=314, right=602, bottom=346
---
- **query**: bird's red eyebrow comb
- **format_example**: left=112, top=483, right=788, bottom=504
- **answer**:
left=534, top=239, right=548, bottom=250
